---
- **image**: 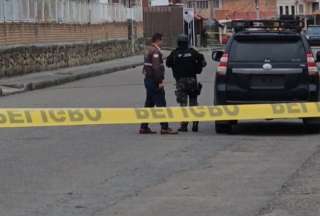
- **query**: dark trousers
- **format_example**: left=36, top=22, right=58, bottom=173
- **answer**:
left=180, top=95, right=198, bottom=127
left=141, top=79, right=169, bottom=130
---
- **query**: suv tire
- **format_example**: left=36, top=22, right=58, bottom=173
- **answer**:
left=215, top=121, right=233, bottom=134
left=303, top=118, right=320, bottom=133
left=214, top=93, right=235, bottom=134
left=303, top=90, right=320, bottom=133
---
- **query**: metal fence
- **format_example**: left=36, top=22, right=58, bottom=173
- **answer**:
left=0, top=0, right=143, bottom=23
left=144, top=6, right=184, bottom=47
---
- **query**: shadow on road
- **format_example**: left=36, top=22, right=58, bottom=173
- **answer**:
left=231, top=121, right=316, bottom=136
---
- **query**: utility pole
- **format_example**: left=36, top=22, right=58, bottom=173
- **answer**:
left=255, top=0, right=260, bottom=19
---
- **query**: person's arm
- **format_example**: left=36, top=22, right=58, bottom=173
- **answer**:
left=192, top=49, right=207, bottom=75
left=166, top=52, right=174, bottom=68
left=166, top=51, right=179, bottom=81
left=193, top=49, right=206, bottom=67
left=199, top=53, right=207, bottom=68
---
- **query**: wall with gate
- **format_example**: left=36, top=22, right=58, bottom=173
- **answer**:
left=143, top=6, right=183, bottom=47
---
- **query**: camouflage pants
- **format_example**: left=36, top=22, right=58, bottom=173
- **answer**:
left=175, top=78, right=199, bottom=127
left=175, top=77, right=199, bottom=107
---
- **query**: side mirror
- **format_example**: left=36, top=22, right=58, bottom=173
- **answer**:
left=212, top=50, right=224, bottom=62
left=316, top=51, right=320, bottom=62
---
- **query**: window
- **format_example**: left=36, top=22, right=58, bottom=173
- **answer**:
left=291, top=6, right=295, bottom=15
left=213, top=0, right=221, bottom=9
left=230, top=38, right=305, bottom=63
left=196, top=0, right=208, bottom=9
left=312, top=2, right=319, bottom=12
left=280, top=6, right=283, bottom=15
left=285, top=6, right=289, bottom=15
left=127, top=0, right=138, bottom=6
left=299, top=4, right=304, bottom=14
left=307, top=27, right=320, bottom=35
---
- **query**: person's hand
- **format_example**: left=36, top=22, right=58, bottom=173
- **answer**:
left=159, top=82, right=164, bottom=89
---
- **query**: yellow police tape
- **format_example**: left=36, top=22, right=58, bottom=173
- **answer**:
left=0, top=102, right=320, bottom=128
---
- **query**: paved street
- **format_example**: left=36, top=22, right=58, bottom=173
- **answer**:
left=0, top=52, right=320, bottom=216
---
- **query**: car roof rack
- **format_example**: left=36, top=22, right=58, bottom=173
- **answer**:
left=232, top=17, right=305, bottom=33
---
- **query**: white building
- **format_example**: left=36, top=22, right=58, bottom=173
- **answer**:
left=277, top=0, right=320, bottom=16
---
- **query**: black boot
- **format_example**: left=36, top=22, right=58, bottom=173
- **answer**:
left=192, top=122, right=199, bottom=132
left=178, top=122, right=188, bottom=132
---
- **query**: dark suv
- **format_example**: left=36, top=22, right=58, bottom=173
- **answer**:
left=212, top=19, right=320, bottom=133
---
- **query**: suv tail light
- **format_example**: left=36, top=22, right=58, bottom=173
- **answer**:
left=217, top=53, right=229, bottom=75
left=306, top=52, right=318, bottom=76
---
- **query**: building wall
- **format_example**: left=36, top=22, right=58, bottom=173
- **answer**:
left=302, top=1, right=318, bottom=15
left=195, top=9, right=211, bottom=20
left=277, top=0, right=302, bottom=16
left=183, top=0, right=277, bottom=20
left=277, top=0, right=320, bottom=16
left=0, top=22, right=143, bottom=46
left=0, top=22, right=144, bottom=77
left=184, top=0, right=220, bottom=19
left=215, top=0, right=277, bottom=20
left=0, top=0, right=143, bottom=24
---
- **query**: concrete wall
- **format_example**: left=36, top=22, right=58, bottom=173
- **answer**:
left=0, top=22, right=144, bottom=77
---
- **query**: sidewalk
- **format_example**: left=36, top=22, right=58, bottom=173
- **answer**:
left=0, top=54, right=146, bottom=96
left=0, top=47, right=212, bottom=96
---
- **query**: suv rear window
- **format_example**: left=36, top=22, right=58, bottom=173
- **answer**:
left=230, top=36, right=306, bottom=62
left=307, top=27, right=320, bottom=35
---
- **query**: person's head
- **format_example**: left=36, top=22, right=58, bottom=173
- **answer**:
left=152, top=33, right=163, bottom=47
left=177, top=34, right=189, bottom=49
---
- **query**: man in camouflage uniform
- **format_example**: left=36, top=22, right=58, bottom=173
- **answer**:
left=166, top=34, right=207, bottom=132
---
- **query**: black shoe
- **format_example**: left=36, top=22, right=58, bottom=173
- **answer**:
left=178, top=122, right=188, bottom=132
left=192, top=122, right=199, bottom=132
left=178, top=126, right=188, bottom=132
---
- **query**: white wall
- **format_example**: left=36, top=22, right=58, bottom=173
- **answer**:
left=0, top=0, right=143, bottom=23
left=277, top=0, right=297, bottom=16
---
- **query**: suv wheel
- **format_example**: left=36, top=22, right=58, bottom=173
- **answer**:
left=303, top=118, right=320, bottom=133
left=214, top=95, right=236, bottom=134
left=215, top=121, right=233, bottom=134
left=303, top=91, right=320, bottom=133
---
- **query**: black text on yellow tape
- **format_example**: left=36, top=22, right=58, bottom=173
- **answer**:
left=0, top=102, right=320, bottom=128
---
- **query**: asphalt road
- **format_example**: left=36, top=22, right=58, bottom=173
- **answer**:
left=0, top=52, right=320, bottom=216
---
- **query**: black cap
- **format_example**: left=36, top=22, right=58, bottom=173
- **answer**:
left=177, top=34, right=188, bottom=43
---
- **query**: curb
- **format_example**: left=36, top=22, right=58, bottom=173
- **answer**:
left=0, top=62, right=143, bottom=97
left=0, top=49, right=212, bottom=97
